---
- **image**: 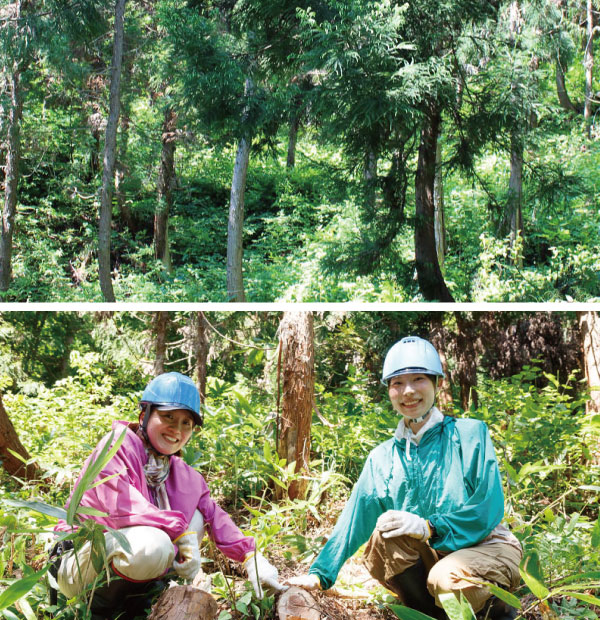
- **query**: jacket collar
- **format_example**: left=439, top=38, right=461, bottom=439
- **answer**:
left=394, top=407, right=444, bottom=445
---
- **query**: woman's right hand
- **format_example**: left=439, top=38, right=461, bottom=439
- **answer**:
left=173, top=531, right=203, bottom=580
left=285, top=573, right=322, bottom=591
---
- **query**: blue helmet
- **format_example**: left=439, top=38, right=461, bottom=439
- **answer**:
left=381, top=336, right=444, bottom=385
left=140, top=372, right=202, bottom=426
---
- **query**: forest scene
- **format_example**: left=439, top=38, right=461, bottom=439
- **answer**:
left=0, top=310, right=599, bottom=620
left=0, top=0, right=599, bottom=302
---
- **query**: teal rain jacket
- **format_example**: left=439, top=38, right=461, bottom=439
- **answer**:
left=309, top=416, right=505, bottom=590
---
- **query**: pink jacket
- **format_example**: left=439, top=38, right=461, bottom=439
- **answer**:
left=55, top=421, right=255, bottom=562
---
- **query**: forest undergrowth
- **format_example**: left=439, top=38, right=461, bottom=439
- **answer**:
left=1, top=356, right=599, bottom=620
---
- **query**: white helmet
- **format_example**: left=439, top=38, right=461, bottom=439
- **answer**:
left=381, top=336, right=444, bottom=385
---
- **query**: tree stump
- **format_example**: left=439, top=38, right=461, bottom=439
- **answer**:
left=277, top=586, right=321, bottom=620
left=147, top=585, right=217, bottom=620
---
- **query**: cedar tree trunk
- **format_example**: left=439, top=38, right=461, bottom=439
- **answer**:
left=155, top=107, right=177, bottom=272
left=579, top=311, right=600, bottom=415
left=153, top=311, right=169, bottom=376
left=277, top=311, right=314, bottom=501
left=226, top=77, right=254, bottom=303
left=194, top=311, right=209, bottom=405
left=433, top=124, right=446, bottom=272
left=226, top=135, right=251, bottom=302
left=414, top=100, right=454, bottom=301
left=508, top=133, right=524, bottom=268
left=98, top=0, right=127, bottom=302
left=454, top=312, right=479, bottom=411
left=0, top=394, right=41, bottom=481
left=0, top=15, right=26, bottom=293
left=287, top=112, right=300, bottom=169
left=584, top=0, right=595, bottom=137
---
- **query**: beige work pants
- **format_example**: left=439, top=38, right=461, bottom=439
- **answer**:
left=57, top=510, right=205, bottom=599
left=363, top=530, right=522, bottom=613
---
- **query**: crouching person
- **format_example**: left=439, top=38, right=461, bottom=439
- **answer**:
left=53, top=372, right=284, bottom=619
left=287, top=337, right=522, bottom=620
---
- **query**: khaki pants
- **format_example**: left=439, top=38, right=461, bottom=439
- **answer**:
left=57, top=510, right=205, bottom=599
left=363, top=530, right=522, bottom=613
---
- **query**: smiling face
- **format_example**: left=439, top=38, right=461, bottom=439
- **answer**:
left=388, top=373, right=436, bottom=423
left=142, top=408, right=194, bottom=455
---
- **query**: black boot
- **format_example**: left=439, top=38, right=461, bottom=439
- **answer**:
left=479, top=596, right=519, bottom=620
left=387, top=559, right=444, bottom=619
left=90, top=577, right=165, bottom=620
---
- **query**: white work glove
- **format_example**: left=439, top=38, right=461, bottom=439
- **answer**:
left=285, top=573, right=322, bottom=591
left=376, top=510, right=431, bottom=541
left=173, top=532, right=203, bottom=581
left=244, top=551, right=287, bottom=598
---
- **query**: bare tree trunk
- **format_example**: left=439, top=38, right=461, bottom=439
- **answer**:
left=194, top=311, right=210, bottom=405
left=115, top=33, right=134, bottom=233
left=556, top=58, right=580, bottom=113
left=0, top=65, right=23, bottom=292
left=287, top=112, right=300, bottom=169
left=227, top=77, right=254, bottom=303
left=0, top=393, right=41, bottom=481
left=428, top=312, right=452, bottom=410
left=153, top=311, right=170, bottom=376
left=277, top=311, right=314, bottom=501
left=155, top=107, right=177, bottom=272
left=454, top=312, right=479, bottom=411
left=364, top=149, right=378, bottom=210
left=98, top=0, right=127, bottom=302
left=579, top=311, right=600, bottom=415
left=114, top=114, right=133, bottom=231
left=0, top=0, right=28, bottom=293
left=584, top=0, right=595, bottom=137
left=433, top=125, right=446, bottom=272
left=508, top=133, right=524, bottom=268
left=414, top=100, right=454, bottom=302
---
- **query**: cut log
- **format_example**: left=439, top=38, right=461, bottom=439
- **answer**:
left=147, top=585, right=217, bottom=620
left=277, top=586, right=321, bottom=620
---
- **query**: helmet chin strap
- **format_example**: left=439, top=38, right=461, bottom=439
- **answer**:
left=405, top=406, right=433, bottom=427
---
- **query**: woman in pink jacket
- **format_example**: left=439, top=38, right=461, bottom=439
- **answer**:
left=53, top=372, right=283, bottom=619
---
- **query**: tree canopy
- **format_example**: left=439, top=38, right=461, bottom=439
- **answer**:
left=0, top=0, right=598, bottom=301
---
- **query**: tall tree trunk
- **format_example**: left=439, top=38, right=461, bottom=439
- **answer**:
left=414, top=100, right=454, bottom=302
left=429, top=312, right=452, bottom=410
left=584, top=0, right=595, bottom=137
left=579, top=311, right=600, bottom=415
left=433, top=125, right=446, bottom=272
left=508, top=132, right=524, bottom=267
left=114, top=114, right=133, bottom=231
left=97, top=0, right=127, bottom=302
left=155, top=107, right=177, bottom=272
left=115, top=33, right=134, bottom=233
left=277, top=311, right=314, bottom=501
left=556, top=57, right=580, bottom=113
left=194, top=311, right=210, bottom=405
left=287, top=112, right=300, bottom=169
left=364, top=149, right=378, bottom=210
left=153, top=311, right=170, bottom=376
left=0, top=394, right=41, bottom=481
left=0, top=5, right=26, bottom=293
left=227, top=77, right=253, bottom=303
left=454, top=312, right=479, bottom=411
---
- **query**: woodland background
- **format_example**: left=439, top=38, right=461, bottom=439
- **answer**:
left=0, top=310, right=599, bottom=619
left=0, top=0, right=599, bottom=302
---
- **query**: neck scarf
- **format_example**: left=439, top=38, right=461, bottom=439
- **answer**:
left=136, top=428, right=172, bottom=510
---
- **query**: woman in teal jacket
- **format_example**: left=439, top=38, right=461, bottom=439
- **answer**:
left=288, top=337, right=522, bottom=620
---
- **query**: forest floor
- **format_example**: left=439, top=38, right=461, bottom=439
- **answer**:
left=277, top=556, right=397, bottom=620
